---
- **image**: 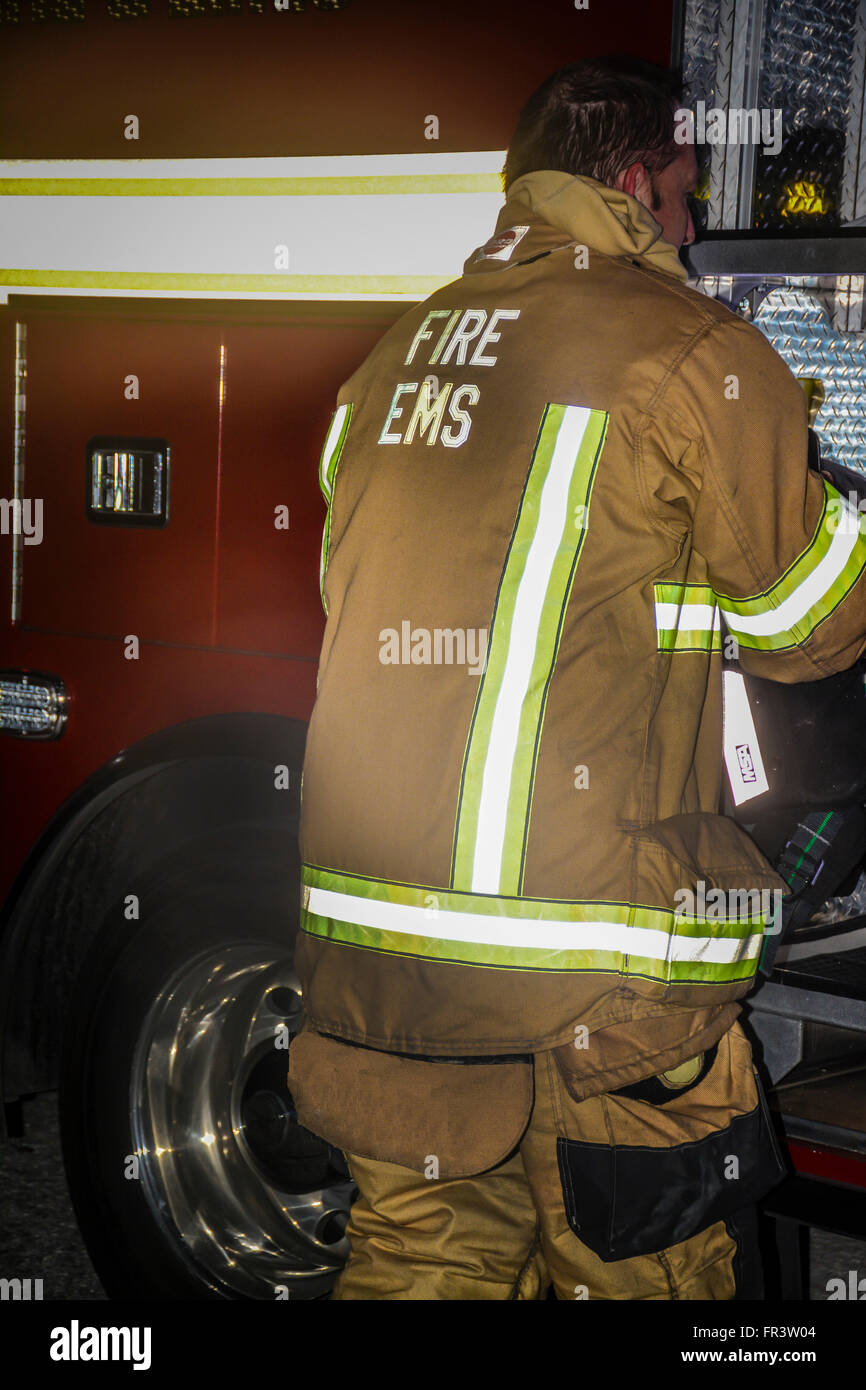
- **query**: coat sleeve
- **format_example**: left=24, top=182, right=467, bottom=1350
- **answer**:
left=678, top=312, right=866, bottom=682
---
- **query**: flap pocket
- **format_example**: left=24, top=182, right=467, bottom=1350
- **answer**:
left=556, top=1029, right=787, bottom=1262
left=556, top=1093, right=785, bottom=1261
left=288, top=1020, right=534, bottom=1178
left=633, top=811, right=785, bottom=895
left=631, top=813, right=786, bottom=961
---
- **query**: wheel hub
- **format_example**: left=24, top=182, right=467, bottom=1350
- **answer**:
left=129, top=946, right=356, bottom=1299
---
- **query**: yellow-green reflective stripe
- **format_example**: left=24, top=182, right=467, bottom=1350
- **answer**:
left=655, top=583, right=716, bottom=603
left=0, top=268, right=446, bottom=297
left=658, top=627, right=723, bottom=653
left=451, top=404, right=608, bottom=897
left=301, top=914, right=760, bottom=981
left=716, top=481, right=837, bottom=611
left=0, top=175, right=501, bottom=198
left=718, top=481, right=866, bottom=647
left=318, top=404, right=352, bottom=613
left=302, top=867, right=767, bottom=982
left=320, top=403, right=352, bottom=502
left=654, top=582, right=721, bottom=652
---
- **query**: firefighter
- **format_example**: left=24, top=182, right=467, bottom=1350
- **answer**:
left=288, top=55, right=866, bottom=1299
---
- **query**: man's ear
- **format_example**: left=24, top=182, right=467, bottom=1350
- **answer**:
left=616, top=161, right=651, bottom=209
left=616, top=162, right=638, bottom=196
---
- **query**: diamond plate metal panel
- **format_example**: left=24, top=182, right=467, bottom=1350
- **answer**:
left=683, top=0, right=728, bottom=229
left=683, top=0, right=722, bottom=113
left=753, top=0, right=860, bottom=230
left=695, top=276, right=866, bottom=471
left=834, top=274, right=865, bottom=333
left=683, top=0, right=866, bottom=229
left=683, top=0, right=767, bottom=229
left=841, top=0, right=866, bottom=224
left=680, top=12, right=866, bottom=463
left=712, top=0, right=739, bottom=229
left=753, top=282, right=866, bottom=470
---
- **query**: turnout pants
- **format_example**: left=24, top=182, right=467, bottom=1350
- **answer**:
left=331, top=1022, right=784, bottom=1300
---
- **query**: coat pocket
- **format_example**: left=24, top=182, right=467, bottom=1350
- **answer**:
left=631, top=811, right=786, bottom=912
left=288, top=1018, right=534, bottom=1178
left=629, top=811, right=787, bottom=991
left=555, top=1026, right=787, bottom=1262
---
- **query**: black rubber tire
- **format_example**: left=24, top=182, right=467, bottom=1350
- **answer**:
left=58, top=823, right=343, bottom=1300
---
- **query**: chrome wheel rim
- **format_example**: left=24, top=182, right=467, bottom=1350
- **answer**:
left=129, top=944, right=355, bottom=1299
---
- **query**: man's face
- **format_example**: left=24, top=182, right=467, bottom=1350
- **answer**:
left=615, top=146, right=699, bottom=250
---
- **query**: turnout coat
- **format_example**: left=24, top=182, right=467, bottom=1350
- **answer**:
left=289, top=171, right=866, bottom=1170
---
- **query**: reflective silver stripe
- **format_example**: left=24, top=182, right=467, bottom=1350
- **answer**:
left=308, top=886, right=763, bottom=965
left=318, top=403, right=352, bottom=610
left=471, top=407, right=594, bottom=892
left=319, top=402, right=350, bottom=500
left=719, top=503, right=862, bottom=636
left=654, top=599, right=720, bottom=632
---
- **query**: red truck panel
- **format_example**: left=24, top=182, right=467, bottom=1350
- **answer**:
left=0, top=302, right=401, bottom=909
left=23, top=317, right=221, bottom=645
left=0, top=1, right=674, bottom=160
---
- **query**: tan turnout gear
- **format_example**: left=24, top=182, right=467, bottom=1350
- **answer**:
left=324, top=1023, right=779, bottom=1300
left=289, top=170, right=866, bottom=1297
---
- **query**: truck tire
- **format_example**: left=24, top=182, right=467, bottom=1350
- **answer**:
left=58, top=825, right=355, bottom=1300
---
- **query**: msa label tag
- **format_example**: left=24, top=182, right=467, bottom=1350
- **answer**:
left=471, top=225, right=529, bottom=263
left=736, top=743, right=757, bottom=783
left=723, top=670, right=770, bottom=805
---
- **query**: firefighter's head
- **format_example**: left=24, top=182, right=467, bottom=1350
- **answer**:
left=503, top=54, right=699, bottom=250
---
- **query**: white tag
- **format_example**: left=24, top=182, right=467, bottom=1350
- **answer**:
left=472, top=225, right=530, bottom=263
left=722, top=670, right=770, bottom=805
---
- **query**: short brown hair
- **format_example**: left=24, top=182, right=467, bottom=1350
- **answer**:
left=503, top=54, right=683, bottom=194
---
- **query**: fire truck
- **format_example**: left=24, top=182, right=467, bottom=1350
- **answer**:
left=1, top=0, right=865, bottom=1300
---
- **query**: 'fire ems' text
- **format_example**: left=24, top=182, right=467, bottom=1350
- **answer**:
left=378, top=307, right=520, bottom=448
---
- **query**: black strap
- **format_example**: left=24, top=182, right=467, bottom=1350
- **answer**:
left=759, top=806, right=866, bottom=976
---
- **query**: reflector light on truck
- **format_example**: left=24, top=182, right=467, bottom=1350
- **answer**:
left=86, top=437, right=170, bottom=526
left=0, top=671, right=67, bottom=739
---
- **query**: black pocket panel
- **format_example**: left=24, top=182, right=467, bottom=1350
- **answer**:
left=556, top=1092, right=787, bottom=1263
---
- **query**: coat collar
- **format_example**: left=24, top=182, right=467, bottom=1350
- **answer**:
left=486, top=169, right=689, bottom=282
